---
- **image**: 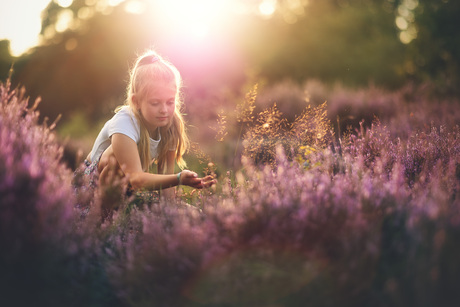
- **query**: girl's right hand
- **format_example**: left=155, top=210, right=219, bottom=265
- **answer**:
left=180, top=170, right=216, bottom=189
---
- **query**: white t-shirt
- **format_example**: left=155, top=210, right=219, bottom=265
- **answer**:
left=88, top=106, right=161, bottom=162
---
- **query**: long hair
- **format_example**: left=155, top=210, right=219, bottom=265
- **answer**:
left=118, top=50, right=189, bottom=172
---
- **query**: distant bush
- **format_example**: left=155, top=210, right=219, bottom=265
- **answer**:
left=252, top=80, right=460, bottom=140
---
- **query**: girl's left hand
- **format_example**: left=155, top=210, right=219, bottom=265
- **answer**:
left=180, top=170, right=216, bottom=189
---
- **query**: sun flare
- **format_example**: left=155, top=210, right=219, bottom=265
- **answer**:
left=259, top=0, right=276, bottom=17
left=155, top=0, right=232, bottom=39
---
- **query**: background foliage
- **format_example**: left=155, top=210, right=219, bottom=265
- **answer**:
left=1, top=0, right=459, bottom=123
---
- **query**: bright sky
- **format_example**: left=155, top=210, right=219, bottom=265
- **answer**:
left=0, top=0, right=52, bottom=56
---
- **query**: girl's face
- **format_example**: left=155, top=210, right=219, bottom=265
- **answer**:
left=134, top=78, right=177, bottom=136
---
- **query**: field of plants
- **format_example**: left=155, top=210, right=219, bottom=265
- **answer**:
left=1, top=77, right=459, bottom=307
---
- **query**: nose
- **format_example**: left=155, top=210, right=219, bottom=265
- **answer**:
left=159, top=103, right=167, bottom=114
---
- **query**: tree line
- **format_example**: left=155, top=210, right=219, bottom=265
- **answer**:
left=0, top=0, right=458, bottom=122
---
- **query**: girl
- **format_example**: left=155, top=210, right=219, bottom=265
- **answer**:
left=84, top=50, right=215, bottom=200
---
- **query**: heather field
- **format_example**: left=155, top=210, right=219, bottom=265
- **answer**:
left=1, top=78, right=460, bottom=307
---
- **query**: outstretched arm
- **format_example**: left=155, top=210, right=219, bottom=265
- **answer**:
left=101, top=133, right=214, bottom=190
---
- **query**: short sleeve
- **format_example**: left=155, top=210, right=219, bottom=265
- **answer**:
left=107, top=107, right=140, bottom=143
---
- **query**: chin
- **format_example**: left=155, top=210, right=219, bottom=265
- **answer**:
left=158, top=121, right=171, bottom=128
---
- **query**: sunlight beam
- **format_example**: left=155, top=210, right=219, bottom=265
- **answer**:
left=154, top=0, right=232, bottom=39
left=259, top=0, right=276, bottom=17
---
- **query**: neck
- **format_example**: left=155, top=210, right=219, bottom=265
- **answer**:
left=149, top=127, right=160, bottom=140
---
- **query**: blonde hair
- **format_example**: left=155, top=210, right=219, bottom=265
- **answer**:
left=118, top=50, right=189, bottom=172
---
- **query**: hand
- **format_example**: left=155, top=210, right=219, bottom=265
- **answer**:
left=180, top=170, right=217, bottom=189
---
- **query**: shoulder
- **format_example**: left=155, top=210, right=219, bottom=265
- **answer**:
left=114, top=105, right=135, bottom=118
left=108, top=106, right=140, bottom=141
left=111, top=106, right=137, bottom=125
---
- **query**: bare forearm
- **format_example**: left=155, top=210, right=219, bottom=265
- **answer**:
left=129, top=172, right=178, bottom=190
left=128, top=170, right=215, bottom=191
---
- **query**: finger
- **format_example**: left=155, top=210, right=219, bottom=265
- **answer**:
left=203, top=177, right=216, bottom=185
left=184, top=171, right=198, bottom=178
left=187, top=178, right=203, bottom=188
left=200, top=179, right=215, bottom=188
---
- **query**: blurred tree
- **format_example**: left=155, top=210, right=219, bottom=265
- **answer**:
left=400, top=0, right=460, bottom=92
left=241, top=0, right=406, bottom=88
left=261, top=0, right=460, bottom=92
left=11, top=1, right=166, bottom=122
left=0, top=40, right=14, bottom=81
left=11, top=0, right=248, bottom=123
left=40, top=0, right=62, bottom=38
left=4, top=0, right=459, bottom=125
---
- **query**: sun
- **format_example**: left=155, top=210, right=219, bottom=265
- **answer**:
left=259, top=0, right=276, bottom=17
left=155, top=0, right=232, bottom=39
